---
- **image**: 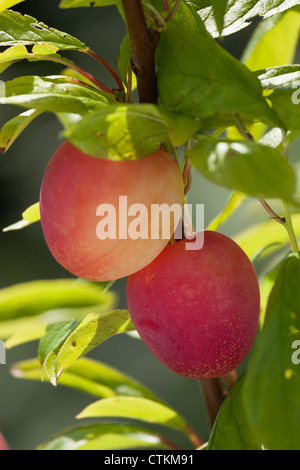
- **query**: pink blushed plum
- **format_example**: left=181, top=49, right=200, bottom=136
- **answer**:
left=40, top=141, right=184, bottom=281
left=126, top=231, right=260, bottom=379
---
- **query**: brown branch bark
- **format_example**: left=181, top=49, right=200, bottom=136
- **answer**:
left=121, top=0, right=159, bottom=104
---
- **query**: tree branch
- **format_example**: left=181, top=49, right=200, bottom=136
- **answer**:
left=122, top=0, right=159, bottom=104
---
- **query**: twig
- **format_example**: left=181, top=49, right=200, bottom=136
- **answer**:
left=166, top=0, right=182, bottom=23
left=29, top=54, right=114, bottom=94
left=85, top=49, right=124, bottom=90
left=258, top=198, right=285, bottom=224
left=142, top=2, right=167, bottom=29
left=122, top=0, right=159, bottom=104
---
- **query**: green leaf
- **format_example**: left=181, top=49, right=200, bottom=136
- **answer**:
left=0, top=76, right=109, bottom=114
left=207, top=376, right=261, bottom=450
left=0, top=110, right=42, bottom=153
left=188, top=0, right=300, bottom=37
left=0, top=279, right=116, bottom=322
left=0, top=43, right=63, bottom=73
left=118, top=33, right=135, bottom=89
left=59, top=0, right=121, bottom=7
left=42, top=310, right=135, bottom=385
left=243, top=253, right=300, bottom=450
left=206, top=191, right=246, bottom=231
left=233, top=213, right=300, bottom=260
left=187, top=138, right=296, bottom=200
left=0, top=0, right=24, bottom=12
left=0, top=10, right=87, bottom=50
left=3, top=201, right=40, bottom=231
left=38, top=321, right=79, bottom=365
left=65, top=103, right=169, bottom=160
left=37, top=422, right=170, bottom=450
left=257, top=65, right=300, bottom=131
left=156, top=2, right=278, bottom=129
left=77, top=396, right=191, bottom=437
left=64, top=103, right=200, bottom=160
left=242, top=10, right=300, bottom=71
left=211, top=0, right=228, bottom=35
left=11, top=357, right=161, bottom=401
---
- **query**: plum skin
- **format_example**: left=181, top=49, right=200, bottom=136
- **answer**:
left=126, top=231, right=260, bottom=379
left=40, top=141, right=184, bottom=281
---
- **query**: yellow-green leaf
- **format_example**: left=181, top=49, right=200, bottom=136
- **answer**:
left=3, top=202, right=40, bottom=232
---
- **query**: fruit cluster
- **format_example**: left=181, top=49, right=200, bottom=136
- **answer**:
left=40, top=143, right=260, bottom=379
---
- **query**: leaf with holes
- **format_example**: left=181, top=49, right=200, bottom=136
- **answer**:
left=42, top=310, right=135, bottom=385
left=0, top=10, right=87, bottom=50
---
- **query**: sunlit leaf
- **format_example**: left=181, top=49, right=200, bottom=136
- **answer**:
left=42, top=310, right=135, bottom=385
left=187, top=138, right=296, bottom=200
left=37, top=422, right=170, bottom=450
left=156, top=2, right=278, bottom=129
left=11, top=357, right=161, bottom=401
left=0, top=279, right=116, bottom=322
left=206, top=191, right=246, bottom=231
left=0, top=10, right=87, bottom=50
left=3, top=202, right=40, bottom=231
left=188, top=0, right=300, bottom=37
left=242, top=10, right=300, bottom=71
left=233, top=212, right=300, bottom=259
left=0, top=0, right=24, bottom=12
left=0, top=110, right=42, bottom=153
left=77, top=396, right=191, bottom=437
left=0, top=76, right=109, bottom=114
left=243, top=254, right=300, bottom=450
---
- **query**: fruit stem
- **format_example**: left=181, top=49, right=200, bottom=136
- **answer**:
left=122, top=0, right=159, bottom=104
left=198, top=378, right=225, bottom=428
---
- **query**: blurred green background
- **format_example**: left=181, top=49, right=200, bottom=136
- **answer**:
left=0, top=0, right=299, bottom=450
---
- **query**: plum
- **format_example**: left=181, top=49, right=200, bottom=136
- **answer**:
left=127, top=231, right=260, bottom=379
left=40, top=141, right=184, bottom=281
